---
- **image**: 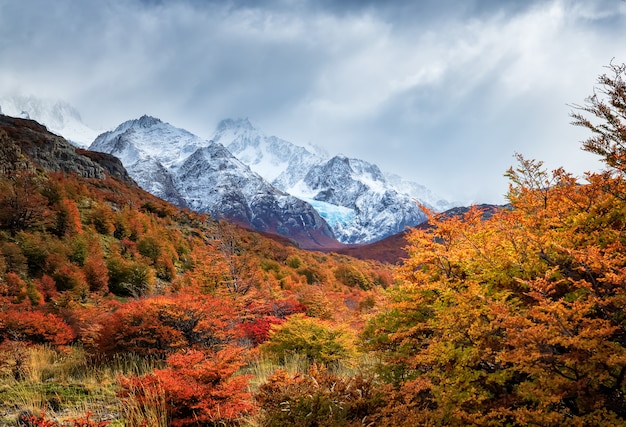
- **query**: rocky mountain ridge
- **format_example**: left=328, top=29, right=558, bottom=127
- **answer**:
left=0, top=96, right=455, bottom=245
left=89, top=116, right=336, bottom=249
left=0, top=114, right=132, bottom=183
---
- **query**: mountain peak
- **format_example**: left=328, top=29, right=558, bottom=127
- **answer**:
left=136, top=115, right=163, bottom=128
left=216, top=117, right=256, bottom=133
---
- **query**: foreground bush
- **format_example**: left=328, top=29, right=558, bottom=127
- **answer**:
left=97, top=294, right=237, bottom=358
left=256, top=364, right=386, bottom=427
left=119, top=348, right=255, bottom=427
left=260, top=313, right=357, bottom=367
left=0, top=309, right=75, bottom=345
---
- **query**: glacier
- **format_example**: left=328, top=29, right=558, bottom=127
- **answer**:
left=305, top=199, right=356, bottom=229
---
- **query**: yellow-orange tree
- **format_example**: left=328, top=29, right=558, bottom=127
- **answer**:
left=363, top=63, right=626, bottom=426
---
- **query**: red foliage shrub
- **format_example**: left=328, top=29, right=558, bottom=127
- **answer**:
left=247, top=298, right=307, bottom=318
left=50, top=264, right=87, bottom=294
left=269, top=299, right=307, bottom=318
left=119, top=348, right=256, bottom=426
left=241, top=299, right=307, bottom=345
left=98, top=294, right=238, bottom=358
left=119, top=238, right=137, bottom=258
left=2, top=271, right=28, bottom=303
left=0, top=309, right=75, bottom=345
left=57, top=302, right=111, bottom=352
left=35, top=274, right=58, bottom=302
left=82, top=253, right=109, bottom=293
left=241, top=316, right=283, bottom=345
left=54, top=198, right=83, bottom=237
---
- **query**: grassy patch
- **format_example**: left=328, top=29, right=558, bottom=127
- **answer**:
left=0, top=344, right=161, bottom=426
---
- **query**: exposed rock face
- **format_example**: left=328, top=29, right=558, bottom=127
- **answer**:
left=76, top=149, right=135, bottom=184
left=0, top=114, right=134, bottom=184
left=0, top=129, right=31, bottom=174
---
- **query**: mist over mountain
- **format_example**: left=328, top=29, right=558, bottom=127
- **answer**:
left=0, top=95, right=100, bottom=147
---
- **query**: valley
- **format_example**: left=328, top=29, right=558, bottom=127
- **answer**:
left=1, top=61, right=626, bottom=425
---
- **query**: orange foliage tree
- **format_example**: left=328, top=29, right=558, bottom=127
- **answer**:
left=0, top=309, right=75, bottom=345
left=0, top=172, right=51, bottom=235
left=362, top=63, right=626, bottom=425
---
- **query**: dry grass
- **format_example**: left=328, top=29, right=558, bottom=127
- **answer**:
left=118, top=379, right=168, bottom=427
left=245, top=353, right=310, bottom=391
left=246, top=351, right=377, bottom=392
left=0, top=344, right=160, bottom=426
left=0, top=344, right=376, bottom=426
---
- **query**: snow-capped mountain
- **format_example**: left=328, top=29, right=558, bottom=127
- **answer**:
left=89, top=116, right=336, bottom=248
left=294, top=156, right=428, bottom=243
left=0, top=95, right=100, bottom=147
left=90, top=115, right=208, bottom=206
left=213, top=118, right=326, bottom=190
left=218, top=119, right=451, bottom=244
left=3, top=96, right=457, bottom=245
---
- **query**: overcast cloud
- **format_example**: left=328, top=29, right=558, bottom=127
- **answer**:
left=1, top=0, right=625, bottom=204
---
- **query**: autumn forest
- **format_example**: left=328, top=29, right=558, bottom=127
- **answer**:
left=1, top=64, right=626, bottom=426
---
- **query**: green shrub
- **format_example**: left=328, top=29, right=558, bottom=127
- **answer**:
left=286, top=255, right=301, bottom=269
left=333, top=264, right=372, bottom=290
left=260, top=314, right=357, bottom=367
left=107, top=256, right=154, bottom=297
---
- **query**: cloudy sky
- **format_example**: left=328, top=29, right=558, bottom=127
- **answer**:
left=1, top=0, right=625, bottom=204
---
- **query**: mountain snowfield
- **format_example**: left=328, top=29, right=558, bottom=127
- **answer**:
left=89, top=115, right=210, bottom=206
left=213, top=118, right=327, bottom=190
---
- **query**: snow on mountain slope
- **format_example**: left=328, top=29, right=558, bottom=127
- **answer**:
left=176, top=144, right=335, bottom=245
left=90, top=115, right=210, bottom=169
left=0, top=95, right=100, bottom=147
left=299, top=156, right=427, bottom=243
left=89, top=116, right=335, bottom=248
left=215, top=118, right=325, bottom=189
left=215, top=118, right=447, bottom=244
left=89, top=115, right=208, bottom=204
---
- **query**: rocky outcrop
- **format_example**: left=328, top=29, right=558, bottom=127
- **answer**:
left=0, top=114, right=134, bottom=184
left=76, top=148, right=135, bottom=184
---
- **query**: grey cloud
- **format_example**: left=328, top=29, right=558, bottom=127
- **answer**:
left=1, top=0, right=625, bottom=204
